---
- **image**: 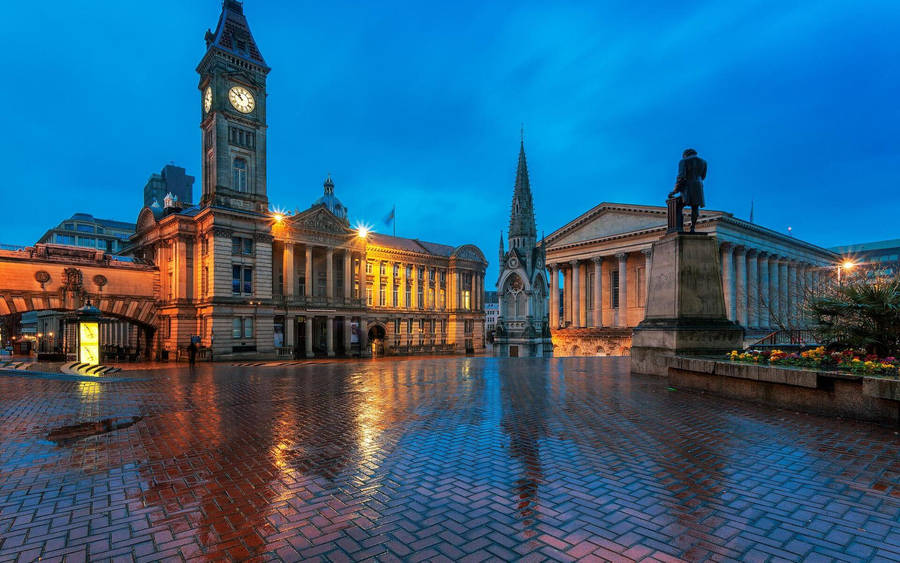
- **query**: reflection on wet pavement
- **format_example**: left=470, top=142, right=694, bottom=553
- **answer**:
left=0, top=357, right=899, bottom=561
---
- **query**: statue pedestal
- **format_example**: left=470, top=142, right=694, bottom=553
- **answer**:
left=631, top=232, right=743, bottom=376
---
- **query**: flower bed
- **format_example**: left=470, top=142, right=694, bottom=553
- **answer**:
left=727, top=347, right=900, bottom=379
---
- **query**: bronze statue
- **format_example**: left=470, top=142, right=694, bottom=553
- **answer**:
left=668, top=148, right=707, bottom=233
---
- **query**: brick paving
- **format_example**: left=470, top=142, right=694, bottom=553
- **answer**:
left=0, top=357, right=899, bottom=562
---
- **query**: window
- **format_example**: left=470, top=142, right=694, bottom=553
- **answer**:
left=441, top=320, right=446, bottom=333
left=406, top=265, right=413, bottom=278
left=464, top=320, right=474, bottom=334
left=233, top=265, right=253, bottom=295
left=202, top=267, right=209, bottom=297
left=394, top=319, right=401, bottom=333
left=232, top=317, right=253, bottom=339
left=418, top=267, right=425, bottom=280
left=393, top=264, right=400, bottom=277
left=392, top=286, right=399, bottom=307
left=232, top=236, right=253, bottom=255
left=419, top=319, right=425, bottom=332
left=233, top=157, right=248, bottom=192
left=379, top=287, right=386, bottom=307
left=366, top=262, right=373, bottom=275
left=611, top=270, right=620, bottom=309
left=380, top=262, right=387, bottom=276
left=298, top=275, right=306, bottom=296
left=440, top=271, right=446, bottom=284
left=366, top=286, right=373, bottom=306
left=201, top=237, right=209, bottom=255
left=354, top=281, right=360, bottom=299
left=430, top=319, right=436, bottom=334
left=440, top=289, right=446, bottom=309
left=429, top=288, right=435, bottom=309
left=636, top=267, right=646, bottom=306
left=64, top=223, right=74, bottom=231
left=462, top=290, right=471, bottom=310
left=405, top=287, right=411, bottom=307
left=417, top=287, right=424, bottom=309
left=587, top=272, right=595, bottom=311
left=429, top=269, right=435, bottom=282
left=56, top=234, right=75, bottom=245
left=78, top=237, right=95, bottom=247
left=166, top=317, right=172, bottom=338
left=407, top=319, right=413, bottom=334
left=76, top=224, right=94, bottom=233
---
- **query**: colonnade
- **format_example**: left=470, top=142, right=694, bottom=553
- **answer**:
left=547, top=249, right=652, bottom=330
left=719, top=243, right=826, bottom=330
left=280, top=243, right=363, bottom=303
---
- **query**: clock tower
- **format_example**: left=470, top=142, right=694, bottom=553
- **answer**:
left=197, top=0, right=270, bottom=213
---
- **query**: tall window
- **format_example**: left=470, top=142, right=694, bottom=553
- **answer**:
left=298, top=275, right=306, bottom=296
left=232, top=317, right=253, bottom=339
left=392, top=286, right=399, bottom=307
left=417, top=287, right=424, bottom=309
left=202, top=267, right=209, bottom=298
left=233, top=265, right=253, bottom=295
left=462, top=290, right=471, bottom=310
left=405, top=285, right=411, bottom=307
left=611, top=270, right=620, bottom=309
left=233, top=158, right=248, bottom=192
left=380, top=262, right=387, bottom=276
left=366, top=286, right=373, bottom=306
left=394, top=319, right=401, bottom=333
left=379, top=287, right=386, bottom=307
left=232, top=236, right=253, bottom=255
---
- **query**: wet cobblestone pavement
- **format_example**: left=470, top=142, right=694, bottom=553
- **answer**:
left=1, top=357, right=899, bottom=562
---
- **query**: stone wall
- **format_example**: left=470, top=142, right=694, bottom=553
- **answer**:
left=669, top=357, right=900, bottom=426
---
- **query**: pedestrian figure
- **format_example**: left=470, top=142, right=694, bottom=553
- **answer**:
left=668, top=148, right=707, bottom=233
left=187, top=340, right=197, bottom=369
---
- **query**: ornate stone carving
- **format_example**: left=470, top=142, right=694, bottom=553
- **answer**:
left=34, top=271, right=50, bottom=288
left=254, top=232, right=274, bottom=243
left=63, top=268, right=83, bottom=293
left=93, top=275, right=108, bottom=289
left=211, top=227, right=233, bottom=238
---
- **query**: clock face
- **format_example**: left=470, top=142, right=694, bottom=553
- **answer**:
left=228, top=85, right=255, bottom=113
left=203, top=86, right=212, bottom=113
left=508, top=256, right=518, bottom=269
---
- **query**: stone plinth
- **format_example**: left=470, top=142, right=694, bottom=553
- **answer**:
left=631, top=232, right=743, bottom=375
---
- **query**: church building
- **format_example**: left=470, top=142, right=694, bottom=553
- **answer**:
left=493, top=139, right=552, bottom=358
left=129, top=0, right=486, bottom=360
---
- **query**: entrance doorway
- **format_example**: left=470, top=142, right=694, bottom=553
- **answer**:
left=509, top=345, right=519, bottom=358
left=368, top=325, right=386, bottom=357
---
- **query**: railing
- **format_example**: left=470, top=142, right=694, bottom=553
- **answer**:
left=747, top=330, right=819, bottom=350
left=275, top=346, right=294, bottom=358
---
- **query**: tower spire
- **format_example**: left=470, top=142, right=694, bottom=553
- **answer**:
left=508, top=135, right=537, bottom=248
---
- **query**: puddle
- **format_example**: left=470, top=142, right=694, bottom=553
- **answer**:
left=47, top=416, right=143, bottom=445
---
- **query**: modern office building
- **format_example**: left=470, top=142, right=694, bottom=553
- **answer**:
left=143, top=164, right=195, bottom=212
left=36, top=213, right=136, bottom=255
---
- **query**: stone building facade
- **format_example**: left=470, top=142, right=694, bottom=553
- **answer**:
left=128, top=0, right=485, bottom=360
left=544, top=203, right=837, bottom=356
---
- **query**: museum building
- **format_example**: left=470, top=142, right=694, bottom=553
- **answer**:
left=129, top=0, right=486, bottom=360
left=544, top=203, right=838, bottom=356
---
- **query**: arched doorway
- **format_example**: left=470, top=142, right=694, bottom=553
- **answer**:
left=368, top=324, right=386, bottom=357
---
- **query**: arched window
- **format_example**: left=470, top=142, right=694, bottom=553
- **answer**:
left=233, top=158, right=248, bottom=192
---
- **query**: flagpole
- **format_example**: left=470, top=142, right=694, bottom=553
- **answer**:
left=394, top=205, right=396, bottom=237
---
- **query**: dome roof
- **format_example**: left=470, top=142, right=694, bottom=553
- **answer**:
left=314, top=175, right=347, bottom=220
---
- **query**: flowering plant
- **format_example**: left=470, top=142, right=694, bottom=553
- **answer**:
left=726, top=346, right=900, bottom=378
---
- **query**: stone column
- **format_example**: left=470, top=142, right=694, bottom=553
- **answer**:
left=343, top=251, right=352, bottom=303
left=720, top=243, right=734, bottom=321
left=343, top=317, right=352, bottom=353
left=767, top=256, right=780, bottom=326
left=570, top=260, right=581, bottom=328
left=617, top=252, right=628, bottom=327
left=642, top=249, right=652, bottom=312
left=283, top=243, right=295, bottom=298
left=592, top=257, right=603, bottom=328
left=305, top=317, right=313, bottom=357
left=757, top=253, right=770, bottom=329
left=734, top=247, right=748, bottom=327
left=360, top=318, right=370, bottom=356
left=549, top=265, right=559, bottom=329
left=563, top=267, right=572, bottom=325
left=746, top=249, right=758, bottom=329
left=284, top=316, right=295, bottom=354
left=779, top=260, right=789, bottom=326
left=326, top=316, right=335, bottom=357
left=304, top=246, right=313, bottom=298
left=326, top=248, right=334, bottom=300
left=788, top=261, right=798, bottom=327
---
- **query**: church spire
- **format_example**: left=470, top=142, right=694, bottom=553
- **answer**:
left=203, top=0, right=268, bottom=69
left=508, top=135, right=537, bottom=249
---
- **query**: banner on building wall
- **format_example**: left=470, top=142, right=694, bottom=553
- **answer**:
left=351, top=322, right=360, bottom=344
left=79, top=322, right=99, bottom=366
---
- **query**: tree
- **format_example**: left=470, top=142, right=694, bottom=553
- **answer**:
left=807, top=275, right=900, bottom=357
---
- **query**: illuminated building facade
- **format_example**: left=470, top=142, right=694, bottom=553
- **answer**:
left=37, top=213, right=135, bottom=255
left=129, top=0, right=485, bottom=360
left=544, top=203, right=837, bottom=356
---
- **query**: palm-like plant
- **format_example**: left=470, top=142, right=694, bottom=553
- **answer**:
left=808, top=276, right=900, bottom=356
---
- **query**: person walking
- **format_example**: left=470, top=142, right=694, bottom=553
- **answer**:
left=187, top=340, right=197, bottom=369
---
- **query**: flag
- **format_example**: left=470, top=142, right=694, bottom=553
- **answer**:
left=383, top=206, right=395, bottom=227
left=749, top=199, right=754, bottom=223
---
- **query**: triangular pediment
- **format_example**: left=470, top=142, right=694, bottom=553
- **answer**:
left=547, top=204, right=667, bottom=247
left=290, top=205, right=351, bottom=235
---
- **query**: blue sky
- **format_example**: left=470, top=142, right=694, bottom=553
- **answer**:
left=4, top=0, right=899, bottom=283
